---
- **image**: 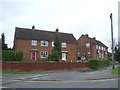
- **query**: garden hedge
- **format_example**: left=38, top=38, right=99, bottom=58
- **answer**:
left=2, top=50, right=14, bottom=61
left=2, top=50, right=24, bottom=61
left=88, top=59, right=110, bottom=69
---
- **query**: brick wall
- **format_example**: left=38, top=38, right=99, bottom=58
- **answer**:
left=2, top=62, right=90, bottom=72
left=78, top=34, right=108, bottom=60
left=14, top=39, right=77, bottom=61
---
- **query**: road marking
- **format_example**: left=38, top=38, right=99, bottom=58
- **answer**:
left=16, top=77, right=120, bottom=83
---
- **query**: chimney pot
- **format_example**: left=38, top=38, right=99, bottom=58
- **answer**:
left=32, top=25, right=35, bottom=29
left=93, top=37, right=96, bottom=40
left=56, top=28, right=59, bottom=32
left=85, top=34, right=88, bottom=37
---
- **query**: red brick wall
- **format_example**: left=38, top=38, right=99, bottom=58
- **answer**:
left=14, top=39, right=77, bottom=61
left=78, top=35, right=91, bottom=59
left=78, top=35, right=108, bottom=60
left=1, top=62, right=90, bottom=72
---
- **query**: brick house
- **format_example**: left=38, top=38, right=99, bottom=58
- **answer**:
left=78, top=34, right=108, bottom=60
left=13, top=26, right=78, bottom=61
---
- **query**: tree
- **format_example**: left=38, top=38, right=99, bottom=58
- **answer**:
left=114, top=44, right=120, bottom=61
left=1, top=33, right=8, bottom=50
left=51, top=35, right=61, bottom=61
left=50, top=50, right=60, bottom=61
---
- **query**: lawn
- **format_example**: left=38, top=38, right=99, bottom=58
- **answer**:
left=111, top=66, right=120, bottom=75
left=0, top=70, right=40, bottom=74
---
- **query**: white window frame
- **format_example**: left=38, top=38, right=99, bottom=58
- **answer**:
left=86, top=43, right=90, bottom=48
left=62, top=42, right=67, bottom=48
left=96, top=45, right=98, bottom=49
left=41, top=41, right=48, bottom=46
left=102, top=53, right=104, bottom=59
left=52, top=42, right=54, bottom=47
left=88, top=52, right=90, bottom=55
left=104, top=48, right=106, bottom=51
left=31, top=40, right=37, bottom=46
left=99, top=46, right=101, bottom=50
left=40, top=51, right=48, bottom=58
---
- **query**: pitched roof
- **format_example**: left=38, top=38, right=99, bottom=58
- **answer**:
left=15, top=27, right=78, bottom=44
left=89, top=37, right=108, bottom=48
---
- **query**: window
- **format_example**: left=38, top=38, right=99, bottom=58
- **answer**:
left=88, top=52, right=90, bottom=55
left=86, top=43, right=90, bottom=48
left=62, top=42, right=67, bottom=48
left=99, top=53, right=101, bottom=58
left=40, top=51, right=48, bottom=58
left=104, top=48, right=106, bottom=51
left=41, top=41, right=48, bottom=46
left=52, top=42, right=54, bottom=47
left=102, top=47, right=104, bottom=50
left=102, top=53, right=104, bottom=59
left=31, top=40, right=37, bottom=46
left=99, top=46, right=101, bottom=50
left=96, top=45, right=98, bottom=49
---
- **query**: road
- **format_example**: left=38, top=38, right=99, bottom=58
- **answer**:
left=1, top=65, right=120, bottom=88
left=2, top=78, right=119, bottom=88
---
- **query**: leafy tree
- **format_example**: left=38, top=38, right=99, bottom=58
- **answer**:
left=1, top=33, right=8, bottom=50
left=114, top=44, right=120, bottom=61
left=50, top=35, right=61, bottom=61
left=53, top=35, right=61, bottom=55
left=51, top=50, right=60, bottom=61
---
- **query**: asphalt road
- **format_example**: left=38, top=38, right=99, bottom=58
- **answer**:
left=1, top=65, right=120, bottom=88
left=2, top=78, right=119, bottom=88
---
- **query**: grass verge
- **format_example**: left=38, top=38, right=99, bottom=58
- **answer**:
left=111, top=66, right=120, bottom=75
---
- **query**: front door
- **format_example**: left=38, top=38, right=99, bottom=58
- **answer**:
left=62, top=53, right=67, bottom=61
left=31, top=52, right=36, bottom=61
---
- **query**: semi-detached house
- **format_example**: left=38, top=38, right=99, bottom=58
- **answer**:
left=14, top=26, right=78, bottom=61
left=78, top=34, right=108, bottom=60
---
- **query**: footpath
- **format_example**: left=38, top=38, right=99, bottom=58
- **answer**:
left=2, top=65, right=119, bottom=81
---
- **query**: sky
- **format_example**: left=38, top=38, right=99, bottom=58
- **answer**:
left=0, top=0, right=119, bottom=52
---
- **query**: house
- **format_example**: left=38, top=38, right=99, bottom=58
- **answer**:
left=13, top=26, right=78, bottom=61
left=78, top=34, right=108, bottom=60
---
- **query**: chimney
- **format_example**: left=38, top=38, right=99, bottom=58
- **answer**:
left=32, top=25, right=35, bottom=29
left=56, top=28, right=59, bottom=32
left=93, top=37, right=96, bottom=40
left=85, top=34, right=88, bottom=37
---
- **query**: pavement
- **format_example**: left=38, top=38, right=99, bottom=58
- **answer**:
left=1, top=65, right=119, bottom=82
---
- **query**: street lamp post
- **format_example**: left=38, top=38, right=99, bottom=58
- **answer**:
left=110, top=13, right=115, bottom=70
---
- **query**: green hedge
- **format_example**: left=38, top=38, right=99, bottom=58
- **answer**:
left=2, top=50, right=24, bottom=61
left=2, top=50, right=14, bottom=61
left=88, top=59, right=110, bottom=69
left=15, top=50, right=23, bottom=61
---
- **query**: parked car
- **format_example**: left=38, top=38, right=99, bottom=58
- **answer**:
left=78, top=56, right=86, bottom=60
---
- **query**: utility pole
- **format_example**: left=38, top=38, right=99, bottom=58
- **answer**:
left=110, top=13, right=115, bottom=70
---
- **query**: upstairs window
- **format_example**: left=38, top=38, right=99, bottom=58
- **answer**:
left=31, top=40, right=37, bottom=46
left=62, top=42, right=67, bottom=48
left=104, top=47, right=106, bottom=51
left=86, top=43, right=90, bottom=48
left=96, top=45, right=98, bottom=49
left=41, top=41, right=48, bottom=46
left=52, top=42, right=54, bottom=47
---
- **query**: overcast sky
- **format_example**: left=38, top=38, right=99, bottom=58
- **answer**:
left=0, top=0, right=119, bottom=52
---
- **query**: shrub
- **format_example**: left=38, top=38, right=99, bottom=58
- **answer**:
left=88, top=59, right=110, bottom=69
left=15, top=50, right=23, bottom=61
left=51, top=50, right=60, bottom=61
left=2, top=50, right=14, bottom=61
left=88, top=59, right=98, bottom=69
